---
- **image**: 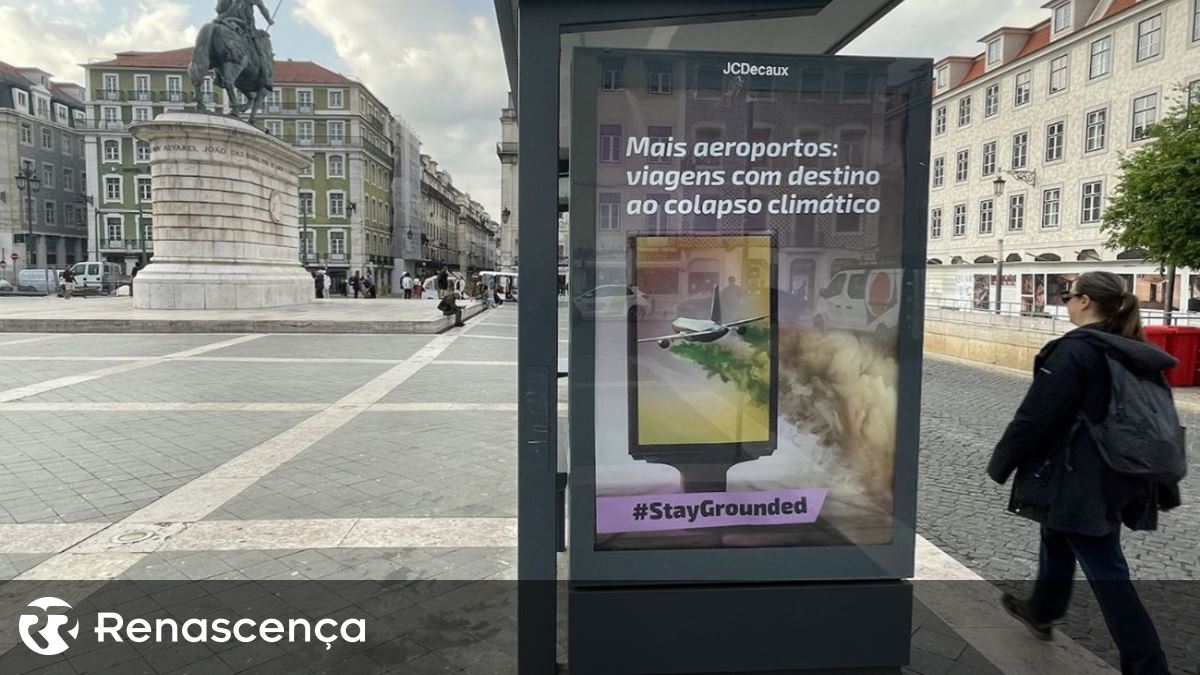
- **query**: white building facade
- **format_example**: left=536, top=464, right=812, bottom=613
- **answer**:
left=928, top=0, right=1200, bottom=315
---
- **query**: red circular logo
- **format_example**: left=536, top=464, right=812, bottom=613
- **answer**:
left=867, top=272, right=894, bottom=318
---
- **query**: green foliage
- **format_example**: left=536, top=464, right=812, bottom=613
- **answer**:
left=1101, top=87, right=1200, bottom=268
left=670, top=325, right=770, bottom=406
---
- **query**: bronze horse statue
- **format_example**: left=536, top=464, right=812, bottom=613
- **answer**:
left=187, top=1, right=275, bottom=124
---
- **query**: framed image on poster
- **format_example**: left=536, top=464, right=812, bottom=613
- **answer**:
left=567, top=46, right=932, bottom=584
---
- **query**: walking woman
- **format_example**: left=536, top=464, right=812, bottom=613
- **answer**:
left=989, top=271, right=1182, bottom=675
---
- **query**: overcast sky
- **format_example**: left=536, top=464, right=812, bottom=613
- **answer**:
left=0, top=0, right=1053, bottom=218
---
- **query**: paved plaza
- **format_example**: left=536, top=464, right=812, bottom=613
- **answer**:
left=0, top=305, right=1196, bottom=674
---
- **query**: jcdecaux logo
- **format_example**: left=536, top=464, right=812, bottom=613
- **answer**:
left=17, top=596, right=366, bottom=656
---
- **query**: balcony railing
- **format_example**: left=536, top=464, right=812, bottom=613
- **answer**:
left=93, top=89, right=204, bottom=104
left=496, top=141, right=518, bottom=156
left=101, top=238, right=152, bottom=252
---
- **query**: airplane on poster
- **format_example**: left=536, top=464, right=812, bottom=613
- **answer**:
left=639, top=286, right=767, bottom=349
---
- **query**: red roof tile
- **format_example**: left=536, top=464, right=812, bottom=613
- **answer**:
left=87, top=49, right=355, bottom=85
left=939, top=0, right=1145, bottom=97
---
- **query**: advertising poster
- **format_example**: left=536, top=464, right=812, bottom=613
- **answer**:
left=972, top=275, right=991, bottom=310
left=577, top=48, right=918, bottom=552
left=1134, top=274, right=1181, bottom=311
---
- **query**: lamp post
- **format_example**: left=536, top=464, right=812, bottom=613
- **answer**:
left=992, top=176, right=1006, bottom=314
left=14, top=161, right=41, bottom=270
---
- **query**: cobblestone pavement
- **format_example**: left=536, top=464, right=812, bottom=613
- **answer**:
left=0, top=309, right=1191, bottom=673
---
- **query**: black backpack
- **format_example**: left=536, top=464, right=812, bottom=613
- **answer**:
left=1076, top=350, right=1188, bottom=483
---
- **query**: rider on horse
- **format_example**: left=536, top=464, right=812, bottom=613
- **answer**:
left=214, top=0, right=275, bottom=89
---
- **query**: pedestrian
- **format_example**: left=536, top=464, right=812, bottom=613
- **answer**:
left=323, top=269, right=331, bottom=297
left=988, top=271, right=1182, bottom=675
left=437, top=267, right=450, bottom=299
left=365, top=274, right=376, bottom=299
left=401, top=272, right=413, bottom=299
left=414, top=277, right=424, bottom=300
left=350, top=272, right=361, bottom=299
left=313, top=270, right=324, bottom=299
left=61, top=267, right=76, bottom=300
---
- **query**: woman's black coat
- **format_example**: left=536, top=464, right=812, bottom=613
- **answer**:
left=987, top=323, right=1182, bottom=536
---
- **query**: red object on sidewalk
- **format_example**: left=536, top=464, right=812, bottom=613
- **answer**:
left=1143, top=326, right=1200, bottom=387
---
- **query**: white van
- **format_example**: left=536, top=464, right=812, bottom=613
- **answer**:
left=69, top=261, right=128, bottom=294
left=16, top=268, right=63, bottom=295
left=812, top=268, right=902, bottom=338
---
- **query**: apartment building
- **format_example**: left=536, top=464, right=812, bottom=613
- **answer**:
left=82, top=49, right=397, bottom=290
left=928, top=0, right=1200, bottom=314
left=0, top=61, right=87, bottom=272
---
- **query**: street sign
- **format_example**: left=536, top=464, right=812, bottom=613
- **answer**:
left=10, top=253, right=17, bottom=261
left=0, top=260, right=7, bottom=269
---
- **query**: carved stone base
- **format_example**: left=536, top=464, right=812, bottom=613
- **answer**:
left=130, top=112, right=313, bottom=310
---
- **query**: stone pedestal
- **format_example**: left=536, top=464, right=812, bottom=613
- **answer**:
left=130, top=112, right=313, bottom=309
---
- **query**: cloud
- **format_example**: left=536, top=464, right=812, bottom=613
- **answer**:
left=294, top=0, right=508, bottom=217
left=0, top=0, right=197, bottom=84
left=844, top=0, right=1047, bottom=59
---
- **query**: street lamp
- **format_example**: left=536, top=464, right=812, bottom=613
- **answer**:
left=991, top=175, right=1006, bottom=315
left=15, top=161, right=41, bottom=268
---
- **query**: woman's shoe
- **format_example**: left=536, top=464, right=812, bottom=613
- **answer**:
left=1001, top=593, right=1054, bottom=641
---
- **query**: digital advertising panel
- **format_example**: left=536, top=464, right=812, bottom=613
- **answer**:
left=568, top=46, right=929, bottom=579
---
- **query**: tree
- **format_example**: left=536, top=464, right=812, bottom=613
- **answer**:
left=1101, top=86, right=1200, bottom=269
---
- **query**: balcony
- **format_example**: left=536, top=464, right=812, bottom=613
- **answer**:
left=101, top=239, right=152, bottom=252
left=366, top=115, right=385, bottom=132
left=298, top=102, right=314, bottom=114
left=496, top=141, right=518, bottom=158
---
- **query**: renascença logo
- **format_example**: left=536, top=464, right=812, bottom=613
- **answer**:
left=19, top=597, right=79, bottom=656
left=16, top=596, right=366, bottom=655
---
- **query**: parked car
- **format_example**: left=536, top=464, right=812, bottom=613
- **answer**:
left=572, top=284, right=651, bottom=320
left=812, top=268, right=901, bottom=339
left=16, top=268, right=64, bottom=295
left=69, top=261, right=129, bottom=294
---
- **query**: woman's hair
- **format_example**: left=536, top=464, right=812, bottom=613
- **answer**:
left=1073, top=271, right=1145, bottom=341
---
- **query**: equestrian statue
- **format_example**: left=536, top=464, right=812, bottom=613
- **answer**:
left=188, top=0, right=277, bottom=124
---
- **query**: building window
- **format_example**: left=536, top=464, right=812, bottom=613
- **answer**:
left=1041, top=188, right=1061, bottom=228
left=102, top=106, right=120, bottom=129
left=300, top=161, right=312, bottom=177
left=19, top=121, right=32, bottom=145
left=41, top=127, right=53, bottom=150
left=936, top=67, right=947, bottom=89
left=1048, top=55, right=1068, bottom=94
left=300, top=230, right=314, bottom=256
left=930, top=208, right=942, bottom=238
left=647, top=63, right=673, bottom=95
left=15, top=89, right=28, bottom=111
left=1081, top=180, right=1103, bottom=223
left=1012, top=131, right=1028, bottom=169
left=143, top=220, right=153, bottom=241
left=329, top=192, right=345, bottom=217
left=987, top=39, right=1001, bottom=64
left=133, top=106, right=151, bottom=122
left=265, top=120, right=282, bottom=137
left=985, top=85, right=999, bottom=117
left=299, top=191, right=314, bottom=216
left=932, top=156, right=945, bottom=187
left=104, top=176, right=122, bottom=202
left=54, top=103, right=68, bottom=124
left=41, top=163, right=54, bottom=188
left=328, top=154, right=344, bottom=178
left=696, top=64, right=723, bottom=99
left=61, top=133, right=70, bottom=155
left=958, top=96, right=971, bottom=127
left=103, top=73, right=118, bottom=98
left=934, top=106, right=946, bottom=135
left=167, top=76, right=183, bottom=102
left=103, top=139, right=120, bottom=163
left=136, top=140, right=151, bottom=162
left=955, top=149, right=969, bottom=183
left=1089, top=37, right=1112, bottom=79
left=1132, top=93, right=1158, bottom=140
left=647, top=125, right=673, bottom=164
left=137, top=176, right=152, bottom=203
left=328, top=121, right=344, bottom=145
left=982, top=141, right=997, bottom=176
left=599, top=124, right=622, bottom=163
left=1136, top=15, right=1162, bottom=62
left=599, top=193, right=621, bottom=231
left=979, top=199, right=994, bottom=235
left=953, top=203, right=967, bottom=237
left=1008, top=194, right=1025, bottom=231
left=105, top=216, right=123, bottom=242
left=298, top=89, right=314, bottom=112
left=601, top=60, right=624, bottom=91
left=298, top=120, right=314, bottom=145
left=1014, top=70, right=1031, bottom=106
left=1045, top=121, right=1064, bottom=161
left=329, top=90, right=343, bottom=108
left=1085, top=109, right=1106, bottom=153
left=43, top=200, right=56, bottom=225
left=330, top=231, right=345, bottom=255
left=1053, top=2, right=1071, bottom=32
left=63, top=168, right=74, bottom=192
